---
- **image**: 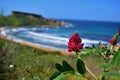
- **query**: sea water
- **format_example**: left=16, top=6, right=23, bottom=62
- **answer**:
left=1, top=19, right=120, bottom=50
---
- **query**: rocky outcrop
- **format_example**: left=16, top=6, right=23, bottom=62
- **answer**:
left=12, top=11, right=44, bottom=19
left=12, top=11, right=69, bottom=27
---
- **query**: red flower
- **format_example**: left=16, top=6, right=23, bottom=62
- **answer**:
left=109, top=38, right=117, bottom=45
left=68, top=32, right=83, bottom=52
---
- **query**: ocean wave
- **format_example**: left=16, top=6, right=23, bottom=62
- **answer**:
left=26, top=31, right=107, bottom=46
left=64, top=24, right=74, bottom=28
left=11, top=28, right=27, bottom=32
left=26, top=31, right=68, bottom=45
left=1, top=27, right=109, bottom=50
left=82, top=38, right=107, bottom=44
left=0, top=28, right=7, bottom=36
left=3, top=27, right=44, bottom=33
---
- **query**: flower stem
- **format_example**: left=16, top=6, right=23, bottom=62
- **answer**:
left=85, top=65, right=98, bottom=80
left=76, top=52, right=97, bottom=80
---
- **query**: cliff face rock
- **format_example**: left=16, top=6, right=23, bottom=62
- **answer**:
left=12, top=11, right=44, bottom=20
left=12, top=11, right=68, bottom=27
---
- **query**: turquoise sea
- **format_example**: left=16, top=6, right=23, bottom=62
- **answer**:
left=1, top=19, right=120, bottom=50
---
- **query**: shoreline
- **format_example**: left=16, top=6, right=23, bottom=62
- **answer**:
left=0, top=27, right=74, bottom=55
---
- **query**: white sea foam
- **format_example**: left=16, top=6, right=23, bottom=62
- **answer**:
left=4, top=27, right=37, bottom=33
left=11, top=28, right=28, bottom=32
left=64, top=23, right=74, bottom=28
left=26, top=31, right=107, bottom=46
left=1, top=28, right=7, bottom=36
left=1, top=27, right=109, bottom=50
left=82, top=38, right=107, bottom=44
left=27, top=31, right=68, bottom=45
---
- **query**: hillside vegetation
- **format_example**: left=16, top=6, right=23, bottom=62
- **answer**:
left=0, top=11, right=67, bottom=27
left=1, top=38, right=120, bottom=80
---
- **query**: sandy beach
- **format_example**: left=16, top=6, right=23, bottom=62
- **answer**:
left=19, top=40, right=74, bottom=55
left=0, top=27, right=74, bottom=55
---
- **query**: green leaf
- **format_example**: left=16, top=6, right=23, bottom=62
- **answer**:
left=98, top=42, right=101, bottom=47
left=99, top=63, right=110, bottom=68
left=49, top=71, right=61, bottom=80
left=62, top=60, right=74, bottom=72
left=76, top=59, right=86, bottom=74
left=110, top=50, right=120, bottom=67
left=80, top=48, right=97, bottom=56
left=102, top=72, right=120, bottom=77
left=53, top=73, right=65, bottom=80
left=55, top=63, right=65, bottom=72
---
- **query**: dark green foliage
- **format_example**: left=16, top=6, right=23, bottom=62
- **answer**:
left=0, top=39, right=5, bottom=50
left=55, top=63, right=65, bottom=72
left=76, top=59, right=86, bottom=74
left=0, top=39, right=64, bottom=80
left=110, top=50, right=120, bottom=67
left=99, top=63, right=110, bottom=68
left=102, top=72, right=120, bottom=77
left=5, top=15, right=21, bottom=26
left=62, top=60, right=74, bottom=72
left=0, top=39, right=5, bottom=74
left=0, top=15, right=6, bottom=26
left=0, top=13, right=56, bottom=27
left=49, top=71, right=61, bottom=80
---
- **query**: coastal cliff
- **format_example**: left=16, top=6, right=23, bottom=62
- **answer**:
left=0, top=11, right=69, bottom=27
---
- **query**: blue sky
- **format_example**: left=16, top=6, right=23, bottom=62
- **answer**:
left=0, top=0, right=120, bottom=22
